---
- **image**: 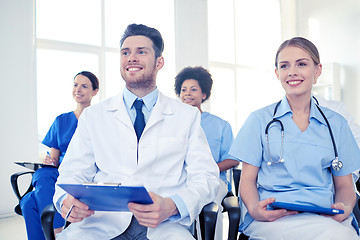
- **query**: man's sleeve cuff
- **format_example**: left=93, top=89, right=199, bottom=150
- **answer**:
left=168, top=194, right=189, bottom=222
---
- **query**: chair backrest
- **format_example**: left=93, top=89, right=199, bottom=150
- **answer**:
left=10, top=171, right=35, bottom=215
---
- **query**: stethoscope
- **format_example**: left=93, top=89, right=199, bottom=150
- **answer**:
left=265, top=96, right=343, bottom=171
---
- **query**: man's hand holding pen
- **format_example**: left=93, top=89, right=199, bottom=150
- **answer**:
left=61, top=195, right=95, bottom=224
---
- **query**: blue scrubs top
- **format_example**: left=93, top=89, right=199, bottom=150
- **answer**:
left=201, top=112, right=237, bottom=192
left=229, top=96, right=360, bottom=231
left=42, top=111, right=78, bottom=164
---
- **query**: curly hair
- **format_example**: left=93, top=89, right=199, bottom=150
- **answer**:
left=174, top=66, right=213, bottom=103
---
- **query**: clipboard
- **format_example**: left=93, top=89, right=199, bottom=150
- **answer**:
left=269, top=201, right=344, bottom=215
left=58, top=183, right=153, bottom=211
left=14, top=161, right=57, bottom=171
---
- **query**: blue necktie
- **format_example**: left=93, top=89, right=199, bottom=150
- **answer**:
left=133, top=99, right=145, bottom=141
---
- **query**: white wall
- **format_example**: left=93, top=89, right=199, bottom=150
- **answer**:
left=0, top=0, right=37, bottom=216
left=174, top=0, right=211, bottom=111
left=296, top=0, right=360, bottom=123
left=174, top=0, right=209, bottom=71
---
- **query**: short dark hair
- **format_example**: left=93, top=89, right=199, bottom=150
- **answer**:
left=120, top=23, right=164, bottom=59
left=74, top=71, right=99, bottom=90
left=174, top=66, right=213, bottom=103
left=275, top=37, right=320, bottom=68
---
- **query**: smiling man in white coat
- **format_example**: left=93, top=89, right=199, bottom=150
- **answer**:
left=53, top=23, right=220, bottom=240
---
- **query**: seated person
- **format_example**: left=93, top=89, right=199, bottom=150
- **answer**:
left=174, top=66, right=240, bottom=240
left=53, top=24, right=220, bottom=240
left=20, top=71, right=99, bottom=240
left=229, top=37, right=360, bottom=239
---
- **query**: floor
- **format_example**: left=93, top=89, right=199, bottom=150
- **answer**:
left=0, top=213, right=229, bottom=240
left=0, top=214, right=26, bottom=240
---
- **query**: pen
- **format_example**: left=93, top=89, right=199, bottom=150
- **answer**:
left=63, top=205, right=74, bottom=230
left=46, top=151, right=55, bottom=166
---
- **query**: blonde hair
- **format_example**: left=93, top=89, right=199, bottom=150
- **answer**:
left=275, top=37, right=320, bottom=68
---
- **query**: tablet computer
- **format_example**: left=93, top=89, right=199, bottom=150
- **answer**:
left=269, top=201, right=344, bottom=215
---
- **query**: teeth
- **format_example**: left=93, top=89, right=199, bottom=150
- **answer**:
left=288, top=80, right=302, bottom=85
left=128, top=67, right=141, bottom=71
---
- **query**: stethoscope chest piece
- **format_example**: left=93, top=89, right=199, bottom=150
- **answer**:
left=267, top=158, right=285, bottom=166
left=332, top=158, right=343, bottom=171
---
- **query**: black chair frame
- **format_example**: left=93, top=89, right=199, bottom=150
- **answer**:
left=10, top=171, right=35, bottom=215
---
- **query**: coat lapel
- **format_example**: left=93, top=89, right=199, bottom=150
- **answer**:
left=105, top=91, right=174, bottom=136
left=107, top=92, right=134, bottom=130
left=144, top=93, right=173, bottom=132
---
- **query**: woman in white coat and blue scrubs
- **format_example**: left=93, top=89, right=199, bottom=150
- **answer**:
left=229, top=37, right=360, bottom=239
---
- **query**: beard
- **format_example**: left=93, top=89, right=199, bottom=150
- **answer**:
left=121, top=69, right=156, bottom=90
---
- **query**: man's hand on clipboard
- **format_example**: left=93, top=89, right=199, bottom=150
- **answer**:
left=128, top=192, right=179, bottom=228
left=61, top=195, right=95, bottom=223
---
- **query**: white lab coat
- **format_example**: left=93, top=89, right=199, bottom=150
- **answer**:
left=53, top=91, right=220, bottom=240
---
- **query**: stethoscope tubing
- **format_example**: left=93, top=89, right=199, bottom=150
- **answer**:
left=314, top=104, right=338, bottom=158
left=265, top=97, right=338, bottom=167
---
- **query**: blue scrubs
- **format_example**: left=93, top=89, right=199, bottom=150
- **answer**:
left=229, top=97, right=360, bottom=232
left=20, top=111, right=77, bottom=240
left=201, top=112, right=237, bottom=192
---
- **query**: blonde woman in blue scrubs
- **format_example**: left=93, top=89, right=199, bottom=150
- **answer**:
left=175, top=66, right=240, bottom=240
left=229, top=37, right=360, bottom=239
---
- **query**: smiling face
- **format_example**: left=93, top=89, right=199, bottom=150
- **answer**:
left=120, top=35, right=164, bottom=93
left=275, top=46, right=322, bottom=99
left=180, top=79, right=207, bottom=110
left=73, top=74, right=98, bottom=105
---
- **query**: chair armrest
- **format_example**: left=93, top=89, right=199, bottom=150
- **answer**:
left=41, top=203, right=71, bottom=240
left=41, top=204, right=57, bottom=240
left=353, top=179, right=360, bottom=227
left=222, top=196, right=241, bottom=240
left=199, top=202, right=218, bottom=240
left=10, top=171, right=34, bottom=201
left=232, top=168, right=241, bottom=197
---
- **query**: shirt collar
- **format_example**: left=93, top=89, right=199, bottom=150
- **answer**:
left=310, top=97, right=328, bottom=126
left=123, top=87, right=158, bottom=112
left=273, top=96, right=291, bottom=119
left=273, top=96, right=328, bottom=126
